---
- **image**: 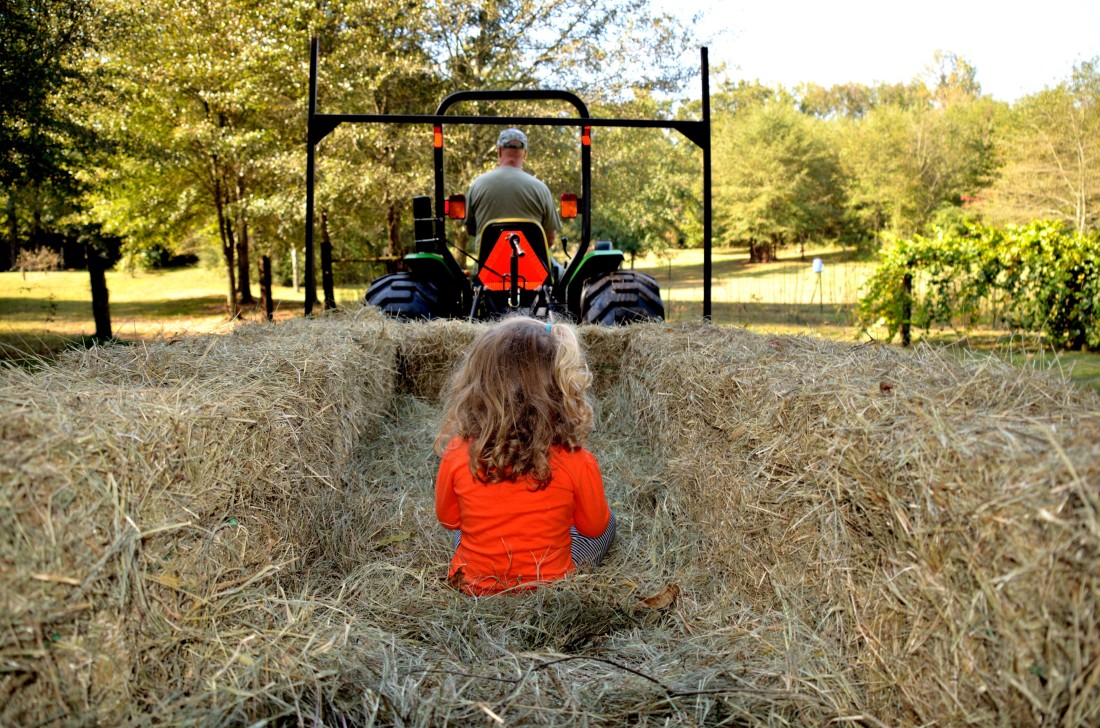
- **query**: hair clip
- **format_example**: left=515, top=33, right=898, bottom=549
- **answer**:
left=545, top=321, right=553, bottom=333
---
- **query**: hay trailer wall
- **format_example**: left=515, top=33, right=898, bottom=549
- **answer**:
left=3, top=311, right=1099, bottom=725
left=302, top=37, right=714, bottom=320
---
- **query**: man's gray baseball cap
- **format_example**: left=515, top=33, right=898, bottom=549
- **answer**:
left=497, top=128, right=527, bottom=149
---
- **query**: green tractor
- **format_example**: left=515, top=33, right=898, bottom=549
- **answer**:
left=304, top=41, right=715, bottom=324
left=365, top=91, right=663, bottom=323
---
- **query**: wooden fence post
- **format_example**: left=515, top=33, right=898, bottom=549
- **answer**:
left=259, top=255, right=273, bottom=322
left=901, top=270, right=913, bottom=347
left=320, top=210, right=336, bottom=311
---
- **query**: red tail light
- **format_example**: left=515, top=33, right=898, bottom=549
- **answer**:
left=446, top=194, right=466, bottom=220
left=433, top=125, right=443, bottom=149
left=560, top=193, right=578, bottom=219
left=581, top=126, right=591, bottom=146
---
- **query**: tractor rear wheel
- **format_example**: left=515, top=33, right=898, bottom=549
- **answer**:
left=365, top=273, right=447, bottom=319
left=580, top=271, right=664, bottom=325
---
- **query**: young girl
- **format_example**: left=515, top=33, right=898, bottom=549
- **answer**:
left=435, top=316, right=616, bottom=595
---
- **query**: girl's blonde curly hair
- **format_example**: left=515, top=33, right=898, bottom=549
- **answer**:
left=435, top=316, right=593, bottom=488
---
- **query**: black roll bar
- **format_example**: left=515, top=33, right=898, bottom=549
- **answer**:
left=430, top=90, right=592, bottom=258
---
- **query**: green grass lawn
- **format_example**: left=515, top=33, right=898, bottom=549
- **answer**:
left=0, top=267, right=363, bottom=358
left=3, top=250, right=1098, bottom=393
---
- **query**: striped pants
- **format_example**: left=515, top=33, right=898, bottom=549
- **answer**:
left=451, top=509, right=617, bottom=566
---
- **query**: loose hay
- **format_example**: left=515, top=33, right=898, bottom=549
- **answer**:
left=2, top=308, right=1098, bottom=726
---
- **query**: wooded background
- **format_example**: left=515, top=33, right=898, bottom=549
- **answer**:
left=3, top=0, right=1098, bottom=340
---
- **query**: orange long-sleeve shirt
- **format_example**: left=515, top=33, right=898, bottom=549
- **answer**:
left=435, top=438, right=611, bottom=595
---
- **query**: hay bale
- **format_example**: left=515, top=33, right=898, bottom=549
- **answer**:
left=393, top=319, right=482, bottom=400
left=392, top=319, right=637, bottom=401
left=0, top=311, right=396, bottom=724
left=578, top=324, right=635, bottom=397
left=619, top=323, right=1100, bottom=724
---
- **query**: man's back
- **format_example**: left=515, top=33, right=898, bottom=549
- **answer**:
left=467, top=166, right=558, bottom=244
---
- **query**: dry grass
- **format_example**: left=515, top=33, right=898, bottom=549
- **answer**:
left=2, top=306, right=1098, bottom=726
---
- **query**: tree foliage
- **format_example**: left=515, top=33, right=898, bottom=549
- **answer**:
left=0, top=0, right=101, bottom=189
left=837, top=83, right=1000, bottom=239
left=587, top=91, right=699, bottom=261
left=1, top=0, right=116, bottom=269
left=84, top=0, right=315, bottom=309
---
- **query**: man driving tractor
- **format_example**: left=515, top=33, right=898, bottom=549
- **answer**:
left=465, top=128, right=560, bottom=253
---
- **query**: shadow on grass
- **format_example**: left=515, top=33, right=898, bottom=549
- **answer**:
left=665, top=300, right=860, bottom=328
left=0, top=295, right=318, bottom=324
left=0, top=295, right=230, bottom=321
left=0, top=332, right=132, bottom=369
left=0, top=296, right=301, bottom=364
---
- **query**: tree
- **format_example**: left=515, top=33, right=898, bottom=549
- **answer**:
left=714, top=102, right=845, bottom=261
left=0, top=0, right=98, bottom=189
left=923, top=50, right=982, bottom=108
left=798, top=82, right=874, bottom=120
left=1, top=0, right=116, bottom=339
left=89, top=0, right=312, bottom=314
left=85, top=0, right=696, bottom=314
left=981, top=59, right=1100, bottom=233
left=797, top=80, right=930, bottom=120
left=422, top=0, right=693, bottom=99
left=418, top=0, right=695, bottom=264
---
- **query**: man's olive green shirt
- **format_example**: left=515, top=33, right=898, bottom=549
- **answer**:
left=466, top=166, right=560, bottom=250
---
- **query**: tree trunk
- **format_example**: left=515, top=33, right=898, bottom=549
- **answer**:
left=211, top=156, right=238, bottom=318
left=320, top=209, right=336, bottom=311
left=31, top=198, right=42, bottom=250
left=749, top=240, right=777, bottom=263
left=223, top=212, right=240, bottom=318
left=236, top=218, right=253, bottom=304
left=235, top=175, right=253, bottom=304
left=86, top=243, right=112, bottom=341
left=901, top=270, right=913, bottom=347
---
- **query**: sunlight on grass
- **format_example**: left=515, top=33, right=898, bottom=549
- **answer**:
left=636, top=246, right=876, bottom=311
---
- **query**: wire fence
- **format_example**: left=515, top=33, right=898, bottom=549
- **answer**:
left=639, top=250, right=877, bottom=328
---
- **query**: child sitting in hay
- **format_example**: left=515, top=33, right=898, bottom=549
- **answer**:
left=435, top=315, right=616, bottom=595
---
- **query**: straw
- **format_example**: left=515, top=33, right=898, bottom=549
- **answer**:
left=2, top=307, right=1096, bottom=725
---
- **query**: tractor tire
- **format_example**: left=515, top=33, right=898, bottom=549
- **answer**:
left=365, top=272, right=447, bottom=320
left=580, top=271, right=664, bottom=325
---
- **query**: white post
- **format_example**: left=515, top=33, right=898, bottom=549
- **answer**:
left=812, top=258, right=824, bottom=314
